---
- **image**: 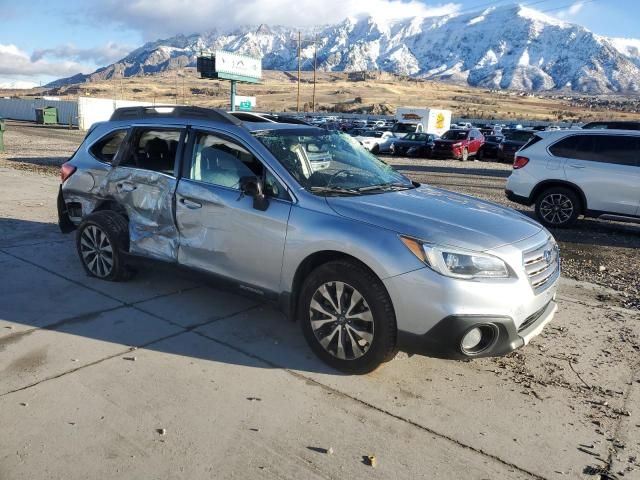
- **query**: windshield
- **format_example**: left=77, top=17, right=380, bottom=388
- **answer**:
left=441, top=130, right=469, bottom=140
left=253, top=129, right=414, bottom=194
left=392, top=123, right=417, bottom=134
left=486, top=135, right=503, bottom=142
left=404, top=133, right=430, bottom=142
left=505, top=131, right=534, bottom=142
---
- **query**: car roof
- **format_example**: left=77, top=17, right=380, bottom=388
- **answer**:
left=537, top=128, right=640, bottom=137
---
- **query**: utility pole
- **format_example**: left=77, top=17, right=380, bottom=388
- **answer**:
left=297, top=30, right=301, bottom=112
left=312, top=35, right=317, bottom=112
left=175, top=70, right=179, bottom=105
left=182, top=72, right=186, bottom=104
left=230, top=80, right=237, bottom=111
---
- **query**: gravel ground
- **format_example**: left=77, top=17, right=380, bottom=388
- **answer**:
left=1, top=120, right=638, bottom=308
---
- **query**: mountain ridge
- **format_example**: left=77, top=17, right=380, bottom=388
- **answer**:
left=49, top=4, right=640, bottom=94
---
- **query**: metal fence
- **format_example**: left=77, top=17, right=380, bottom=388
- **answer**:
left=0, top=98, right=78, bottom=125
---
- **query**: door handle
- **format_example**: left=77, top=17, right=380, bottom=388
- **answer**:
left=568, top=164, right=586, bottom=169
left=117, top=182, right=137, bottom=192
left=179, top=198, right=202, bottom=209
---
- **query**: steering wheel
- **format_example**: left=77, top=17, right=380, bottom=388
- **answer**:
left=325, top=169, right=353, bottom=189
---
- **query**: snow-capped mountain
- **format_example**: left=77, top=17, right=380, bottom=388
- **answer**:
left=50, top=4, right=640, bottom=94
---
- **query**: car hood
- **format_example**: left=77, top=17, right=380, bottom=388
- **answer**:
left=326, top=185, right=542, bottom=251
left=394, top=139, right=423, bottom=146
left=434, top=139, right=466, bottom=145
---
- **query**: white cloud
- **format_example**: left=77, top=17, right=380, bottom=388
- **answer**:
left=0, top=79, right=39, bottom=89
left=0, top=44, right=91, bottom=79
left=31, top=42, right=133, bottom=65
left=88, top=0, right=460, bottom=39
left=556, top=1, right=585, bottom=19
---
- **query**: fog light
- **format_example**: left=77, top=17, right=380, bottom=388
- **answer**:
left=461, top=328, right=482, bottom=351
left=460, top=324, right=498, bottom=355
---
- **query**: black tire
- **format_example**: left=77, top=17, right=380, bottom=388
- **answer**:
left=534, top=187, right=581, bottom=228
left=76, top=210, right=132, bottom=281
left=298, top=260, right=398, bottom=374
left=460, top=148, right=469, bottom=162
left=371, top=144, right=380, bottom=154
left=476, top=148, right=484, bottom=161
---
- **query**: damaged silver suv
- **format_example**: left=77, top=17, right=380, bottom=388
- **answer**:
left=58, top=106, right=560, bottom=373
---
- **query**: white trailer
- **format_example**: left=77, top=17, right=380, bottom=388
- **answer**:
left=392, top=107, right=452, bottom=137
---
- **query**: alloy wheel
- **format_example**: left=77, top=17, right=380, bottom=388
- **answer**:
left=309, top=281, right=374, bottom=360
left=539, top=193, right=574, bottom=225
left=79, top=225, right=114, bottom=278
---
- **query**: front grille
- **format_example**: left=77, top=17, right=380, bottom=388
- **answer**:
left=518, top=301, right=550, bottom=332
left=523, top=239, right=560, bottom=293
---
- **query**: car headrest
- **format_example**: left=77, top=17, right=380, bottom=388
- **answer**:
left=145, top=137, right=168, bottom=158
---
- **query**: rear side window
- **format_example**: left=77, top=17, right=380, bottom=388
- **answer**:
left=593, top=135, right=639, bottom=166
left=521, top=134, right=543, bottom=151
left=549, top=135, right=594, bottom=160
left=119, top=128, right=182, bottom=176
left=90, top=129, right=127, bottom=163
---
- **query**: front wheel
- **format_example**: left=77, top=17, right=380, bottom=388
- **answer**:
left=535, top=187, right=581, bottom=228
left=298, top=260, right=398, bottom=374
left=460, top=148, right=469, bottom=162
left=371, top=144, right=380, bottom=154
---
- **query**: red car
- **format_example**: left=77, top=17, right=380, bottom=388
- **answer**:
left=431, top=129, right=484, bottom=161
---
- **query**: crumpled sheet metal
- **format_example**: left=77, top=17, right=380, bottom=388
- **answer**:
left=103, top=168, right=180, bottom=261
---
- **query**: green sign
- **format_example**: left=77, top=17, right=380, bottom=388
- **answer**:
left=239, top=101, right=252, bottom=111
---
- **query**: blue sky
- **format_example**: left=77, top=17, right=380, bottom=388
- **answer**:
left=0, top=0, right=636, bottom=87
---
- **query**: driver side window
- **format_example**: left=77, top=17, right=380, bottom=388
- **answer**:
left=190, top=132, right=289, bottom=200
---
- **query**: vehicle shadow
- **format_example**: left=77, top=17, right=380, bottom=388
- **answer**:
left=0, top=218, right=345, bottom=377
left=2, top=156, right=69, bottom=168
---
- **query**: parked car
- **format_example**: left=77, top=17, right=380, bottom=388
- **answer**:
left=506, top=129, right=640, bottom=228
left=497, top=130, right=536, bottom=163
left=354, top=130, right=394, bottom=154
left=389, top=133, right=437, bottom=157
left=59, top=106, right=559, bottom=374
left=582, top=121, right=640, bottom=131
left=432, top=129, right=484, bottom=161
left=476, top=134, right=504, bottom=160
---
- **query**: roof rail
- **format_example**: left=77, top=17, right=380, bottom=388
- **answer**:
left=109, top=105, right=243, bottom=126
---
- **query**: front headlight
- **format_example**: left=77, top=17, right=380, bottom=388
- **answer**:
left=400, top=236, right=510, bottom=279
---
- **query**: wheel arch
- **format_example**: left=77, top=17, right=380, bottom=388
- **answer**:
left=285, top=250, right=392, bottom=322
left=92, top=198, right=129, bottom=220
left=530, top=180, right=587, bottom=211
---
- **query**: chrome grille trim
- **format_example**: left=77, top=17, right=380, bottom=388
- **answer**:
left=523, top=238, right=560, bottom=293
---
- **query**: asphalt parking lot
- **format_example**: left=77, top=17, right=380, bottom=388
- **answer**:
left=0, top=122, right=639, bottom=479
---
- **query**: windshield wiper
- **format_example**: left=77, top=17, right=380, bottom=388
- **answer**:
left=309, top=186, right=362, bottom=196
left=356, top=182, right=414, bottom=193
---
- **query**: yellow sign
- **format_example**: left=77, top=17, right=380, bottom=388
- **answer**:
left=436, top=112, right=445, bottom=130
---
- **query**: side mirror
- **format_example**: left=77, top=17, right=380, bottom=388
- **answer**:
left=240, top=176, right=269, bottom=211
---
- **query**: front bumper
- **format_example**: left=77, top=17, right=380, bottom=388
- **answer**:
left=384, top=230, right=559, bottom=359
left=432, top=146, right=461, bottom=159
left=397, top=300, right=557, bottom=359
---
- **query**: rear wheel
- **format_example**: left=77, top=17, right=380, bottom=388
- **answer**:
left=298, top=260, right=397, bottom=374
left=371, top=144, right=380, bottom=154
left=476, top=148, right=484, bottom=161
left=76, top=211, right=132, bottom=281
left=535, top=187, right=581, bottom=228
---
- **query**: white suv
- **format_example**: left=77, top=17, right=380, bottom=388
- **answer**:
left=505, top=130, right=640, bottom=227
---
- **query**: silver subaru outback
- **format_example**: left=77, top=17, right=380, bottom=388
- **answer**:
left=58, top=106, right=560, bottom=374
